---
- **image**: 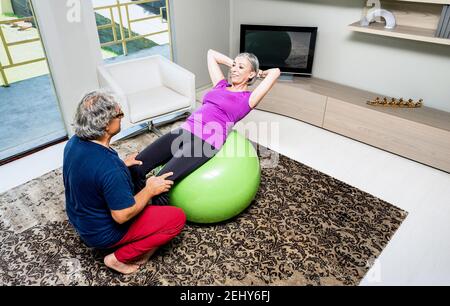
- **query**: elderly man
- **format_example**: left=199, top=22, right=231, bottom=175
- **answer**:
left=63, top=91, right=186, bottom=274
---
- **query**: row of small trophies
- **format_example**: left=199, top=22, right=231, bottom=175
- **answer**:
left=367, top=97, right=423, bottom=108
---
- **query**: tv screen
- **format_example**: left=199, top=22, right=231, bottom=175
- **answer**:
left=240, top=24, right=317, bottom=76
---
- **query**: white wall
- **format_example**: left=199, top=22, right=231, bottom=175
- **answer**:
left=230, top=0, right=450, bottom=112
left=31, top=0, right=103, bottom=136
left=171, top=0, right=230, bottom=88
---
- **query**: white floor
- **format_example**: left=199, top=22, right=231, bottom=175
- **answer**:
left=1, top=108, right=450, bottom=285
left=237, top=110, right=450, bottom=286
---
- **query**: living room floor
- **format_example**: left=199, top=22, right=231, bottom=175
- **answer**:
left=1, top=106, right=449, bottom=285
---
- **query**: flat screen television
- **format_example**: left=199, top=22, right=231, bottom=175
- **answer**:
left=240, top=24, right=318, bottom=77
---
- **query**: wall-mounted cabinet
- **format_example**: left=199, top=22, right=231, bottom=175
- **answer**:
left=251, top=78, right=450, bottom=173
left=348, top=0, right=450, bottom=45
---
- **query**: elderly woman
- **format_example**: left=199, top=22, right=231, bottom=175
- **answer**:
left=63, top=92, right=186, bottom=274
left=130, top=49, right=281, bottom=205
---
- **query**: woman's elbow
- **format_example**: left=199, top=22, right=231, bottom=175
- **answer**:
left=267, top=68, right=281, bottom=80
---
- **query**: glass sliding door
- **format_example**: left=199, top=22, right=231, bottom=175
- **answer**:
left=91, top=0, right=172, bottom=62
left=0, top=0, right=66, bottom=164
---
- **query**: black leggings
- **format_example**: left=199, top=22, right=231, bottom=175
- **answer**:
left=128, top=128, right=218, bottom=205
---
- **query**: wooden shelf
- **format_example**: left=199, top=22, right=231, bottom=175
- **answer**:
left=251, top=78, right=450, bottom=173
left=348, top=21, right=450, bottom=46
left=254, top=78, right=450, bottom=132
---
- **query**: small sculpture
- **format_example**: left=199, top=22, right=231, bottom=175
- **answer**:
left=360, top=8, right=397, bottom=29
left=367, top=97, right=423, bottom=108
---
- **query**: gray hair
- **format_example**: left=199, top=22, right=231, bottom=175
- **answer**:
left=73, top=91, right=120, bottom=140
left=236, top=52, right=259, bottom=85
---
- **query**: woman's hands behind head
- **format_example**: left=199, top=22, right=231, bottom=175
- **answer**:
left=257, top=69, right=270, bottom=78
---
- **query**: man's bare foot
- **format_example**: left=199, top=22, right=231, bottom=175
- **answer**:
left=132, top=248, right=159, bottom=265
left=104, top=253, right=139, bottom=274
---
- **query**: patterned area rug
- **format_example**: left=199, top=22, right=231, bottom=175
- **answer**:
left=0, top=123, right=407, bottom=286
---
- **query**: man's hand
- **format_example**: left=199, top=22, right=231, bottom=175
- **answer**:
left=124, top=153, right=143, bottom=167
left=111, top=173, right=174, bottom=225
left=146, top=172, right=174, bottom=196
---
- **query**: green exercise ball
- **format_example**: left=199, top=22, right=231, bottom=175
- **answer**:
left=169, top=131, right=261, bottom=223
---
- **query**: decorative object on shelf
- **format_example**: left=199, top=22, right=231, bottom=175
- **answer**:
left=360, top=8, right=397, bottom=29
left=367, top=97, right=423, bottom=108
left=351, top=1, right=450, bottom=46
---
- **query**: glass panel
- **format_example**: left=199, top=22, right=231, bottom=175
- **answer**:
left=0, top=0, right=66, bottom=164
left=92, top=0, right=172, bottom=63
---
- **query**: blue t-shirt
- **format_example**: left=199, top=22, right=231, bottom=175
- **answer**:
left=63, top=136, right=135, bottom=249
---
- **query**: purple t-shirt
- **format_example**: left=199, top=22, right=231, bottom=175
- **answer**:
left=181, top=79, right=252, bottom=149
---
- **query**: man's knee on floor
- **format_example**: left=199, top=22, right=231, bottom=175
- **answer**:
left=175, top=207, right=186, bottom=227
left=168, top=207, right=186, bottom=234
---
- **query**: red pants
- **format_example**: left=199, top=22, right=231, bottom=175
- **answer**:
left=112, top=205, right=186, bottom=263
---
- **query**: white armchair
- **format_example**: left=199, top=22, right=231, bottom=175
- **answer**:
left=97, top=55, right=195, bottom=131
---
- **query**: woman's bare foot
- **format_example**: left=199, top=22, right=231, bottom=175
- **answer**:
left=132, top=248, right=159, bottom=265
left=104, top=253, right=139, bottom=274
